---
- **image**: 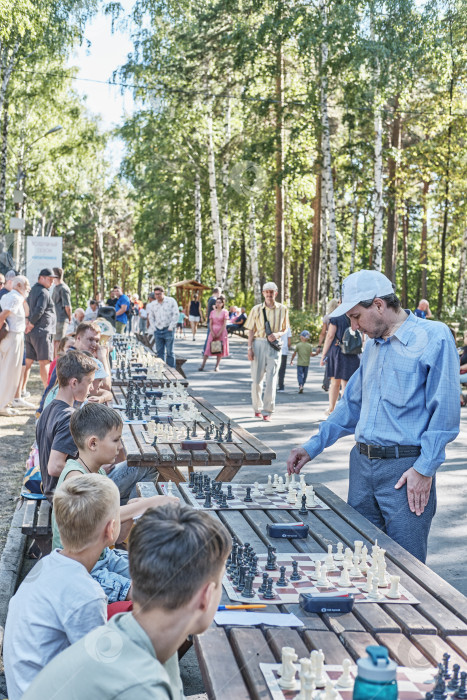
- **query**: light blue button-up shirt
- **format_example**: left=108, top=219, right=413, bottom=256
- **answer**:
left=303, top=312, right=460, bottom=477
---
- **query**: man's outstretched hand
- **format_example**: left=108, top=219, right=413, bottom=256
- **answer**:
left=394, top=467, right=432, bottom=516
left=286, top=447, right=311, bottom=475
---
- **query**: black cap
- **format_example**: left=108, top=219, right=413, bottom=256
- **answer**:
left=38, top=268, right=58, bottom=278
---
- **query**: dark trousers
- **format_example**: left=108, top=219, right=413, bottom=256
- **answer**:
left=297, top=365, right=309, bottom=387
left=154, top=328, right=175, bottom=368
left=278, top=354, right=287, bottom=390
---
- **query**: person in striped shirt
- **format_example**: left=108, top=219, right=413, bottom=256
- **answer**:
left=243, top=282, right=289, bottom=421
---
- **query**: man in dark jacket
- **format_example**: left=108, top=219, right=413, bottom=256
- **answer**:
left=24, top=268, right=58, bottom=387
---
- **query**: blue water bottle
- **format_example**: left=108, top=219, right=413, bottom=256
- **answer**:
left=353, top=646, right=398, bottom=700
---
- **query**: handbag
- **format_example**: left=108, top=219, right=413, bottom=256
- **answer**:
left=210, top=339, right=223, bottom=354
left=261, top=308, right=281, bottom=351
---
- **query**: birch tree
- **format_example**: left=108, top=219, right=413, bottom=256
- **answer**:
left=220, top=96, right=231, bottom=288
left=370, top=19, right=384, bottom=272
left=206, top=96, right=223, bottom=287
left=194, top=171, right=202, bottom=282
left=249, top=197, right=261, bottom=303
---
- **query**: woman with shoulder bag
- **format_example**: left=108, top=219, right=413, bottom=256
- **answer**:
left=320, top=309, right=361, bottom=418
left=198, top=295, right=229, bottom=372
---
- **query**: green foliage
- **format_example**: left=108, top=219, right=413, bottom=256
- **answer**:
left=288, top=308, right=323, bottom=344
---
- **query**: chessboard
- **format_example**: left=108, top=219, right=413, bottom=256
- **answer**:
left=223, top=551, right=419, bottom=605
left=260, top=663, right=439, bottom=700
left=180, top=481, right=330, bottom=511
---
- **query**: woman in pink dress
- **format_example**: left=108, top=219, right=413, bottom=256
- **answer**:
left=198, top=296, right=229, bottom=371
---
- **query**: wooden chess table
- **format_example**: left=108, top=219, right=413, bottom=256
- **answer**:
left=137, top=481, right=467, bottom=700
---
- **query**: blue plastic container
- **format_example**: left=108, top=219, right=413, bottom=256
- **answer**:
left=353, top=646, right=398, bottom=700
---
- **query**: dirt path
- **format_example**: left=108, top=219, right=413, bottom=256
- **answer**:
left=0, top=368, right=43, bottom=558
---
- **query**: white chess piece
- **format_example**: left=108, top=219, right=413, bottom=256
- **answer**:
left=336, top=659, right=353, bottom=689
left=277, top=476, right=286, bottom=493
left=310, top=649, right=319, bottom=675
left=368, top=575, right=382, bottom=599
left=314, top=649, right=326, bottom=688
left=359, top=545, right=369, bottom=573
left=273, top=474, right=279, bottom=489
left=311, top=560, right=321, bottom=581
left=334, top=542, right=344, bottom=561
left=325, top=544, right=338, bottom=572
left=316, top=564, right=331, bottom=588
left=322, top=679, right=338, bottom=700
left=277, top=647, right=298, bottom=689
left=299, top=657, right=313, bottom=677
left=299, top=473, right=306, bottom=489
left=290, top=472, right=296, bottom=487
left=349, top=554, right=362, bottom=578
left=285, top=473, right=291, bottom=489
left=167, top=480, right=174, bottom=497
left=298, top=671, right=316, bottom=700
left=337, top=560, right=352, bottom=587
left=386, top=575, right=401, bottom=599
left=287, top=485, right=297, bottom=504
left=305, top=486, right=316, bottom=508
left=265, top=475, right=274, bottom=494
left=377, top=556, right=389, bottom=587
left=344, top=547, right=353, bottom=566
left=353, top=540, right=363, bottom=558
left=252, top=481, right=261, bottom=497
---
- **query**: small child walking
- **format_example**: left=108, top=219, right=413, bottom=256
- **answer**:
left=176, top=306, right=187, bottom=338
left=290, top=330, right=312, bottom=393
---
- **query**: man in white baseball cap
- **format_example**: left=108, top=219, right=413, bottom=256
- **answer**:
left=287, top=269, right=459, bottom=562
left=243, top=281, right=289, bottom=421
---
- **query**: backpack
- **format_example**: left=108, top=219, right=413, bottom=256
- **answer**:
left=340, top=327, right=363, bottom=355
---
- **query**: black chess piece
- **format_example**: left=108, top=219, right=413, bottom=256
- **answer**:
left=258, top=572, right=269, bottom=594
left=204, top=425, right=210, bottom=440
left=250, top=555, right=258, bottom=576
left=214, top=425, right=221, bottom=442
left=203, top=490, right=212, bottom=508
left=226, top=485, right=234, bottom=500
left=277, top=566, right=287, bottom=587
left=236, top=566, right=246, bottom=592
left=262, top=578, right=276, bottom=599
left=433, top=665, right=447, bottom=700
left=186, top=425, right=191, bottom=440
left=192, top=421, right=197, bottom=438
left=454, top=673, right=467, bottom=700
left=442, top=654, right=451, bottom=680
left=425, top=693, right=433, bottom=700
left=151, top=435, right=158, bottom=448
left=290, top=561, right=302, bottom=581
left=220, top=494, right=229, bottom=508
left=244, top=486, right=253, bottom=503
left=189, top=472, right=195, bottom=489
left=299, top=494, right=308, bottom=516
left=225, top=420, right=233, bottom=442
left=137, top=408, right=143, bottom=420
left=448, top=665, right=461, bottom=691
left=241, top=573, right=255, bottom=599
left=266, top=545, right=277, bottom=571
left=195, top=482, right=204, bottom=500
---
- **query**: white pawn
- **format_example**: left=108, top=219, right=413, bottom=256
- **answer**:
left=311, top=560, right=321, bottom=581
left=386, top=575, right=401, bottom=599
left=290, top=472, right=296, bottom=487
left=344, top=547, right=353, bottom=566
left=287, top=485, right=297, bottom=504
left=310, top=649, right=319, bottom=675
left=368, top=575, right=382, bottom=599
left=316, top=564, right=331, bottom=588
left=285, top=472, right=291, bottom=489
left=377, top=557, right=389, bottom=587
left=334, top=542, right=344, bottom=561
left=322, top=679, right=338, bottom=700
left=305, top=486, right=316, bottom=508
left=265, top=475, right=274, bottom=494
left=277, top=476, right=286, bottom=493
left=252, top=481, right=261, bottom=497
left=299, top=657, right=313, bottom=677
left=336, top=659, right=353, bottom=689
left=362, top=571, right=373, bottom=593
left=349, top=554, right=362, bottom=578
left=167, top=480, right=174, bottom=497
left=314, top=649, right=326, bottom=688
left=325, top=544, right=338, bottom=572
left=353, top=540, right=363, bottom=558
left=298, top=671, right=316, bottom=700
left=337, top=560, right=352, bottom=587
left=299, top=473, right=306, bottom=489
left=277, top=647, right=298, bottom=690
left=359, top=545, right=369, bottom=573
left=273, top=473, right=279, bottom=489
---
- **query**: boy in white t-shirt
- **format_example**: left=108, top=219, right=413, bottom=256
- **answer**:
left=3, top=474, right=120, bottom=700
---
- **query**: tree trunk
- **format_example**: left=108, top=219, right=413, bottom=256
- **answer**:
left=240, top=228, right=246, bottom=293
left=206, top=99, right=223, bottom=287
left=309, top=168, right=321, bottom=308
left=319, top=183, right=328, bottom=313
left=220, top=95, right=231, bottom=288
left=457, top=225, right=467, bottom=308
left=249, top=198, right=261, bottom=303
left=372, top=96, right=383, bottom=270
left=274, top=47, right=285, bottom=299
left=420, top=180, right=429, bottom=300
left=401, top=204, right=409, bottom=308
left=0, top=95, right=8, bottom=240
left=319, top=0, right=339, bottom=298
left=0, top=40, right=20, bottom=118
left=194, top=171, right=202, bottom=282
left=384, top=103, right=401, bottom=282
left=350, top=180, right=358, bottom=274
left=437, top=77, right=453, bottom=317
left=92, top=236, right=98, bottom=297
left=283, top=193, right=291, bottom=305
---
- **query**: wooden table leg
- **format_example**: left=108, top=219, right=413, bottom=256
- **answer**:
left=213, top=462, right=243, bottom=482
left=155, top=465, right=187, bottom=484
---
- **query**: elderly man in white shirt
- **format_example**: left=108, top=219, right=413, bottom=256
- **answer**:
left=0, top=276, right=31, bottom=416
left=147, top=285, right=179, bottom=367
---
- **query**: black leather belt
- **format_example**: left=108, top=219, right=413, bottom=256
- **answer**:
left=357, top=443, right=421, bottom=459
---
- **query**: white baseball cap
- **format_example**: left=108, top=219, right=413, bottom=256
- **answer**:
left=329, top=270, right=394, bottom=318
left=262, top=281, right=278, bottom=291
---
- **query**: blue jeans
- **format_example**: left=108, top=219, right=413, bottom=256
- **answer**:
left=108, top=461, right=159, bottom=504
left=348, top=446, right=436, bottom=562
left=154, top=328, right=175, bottom=367
left=202, top=322, right=210, bottom=354
left=297, top=365, right=309, bottom=387
left=91, top=547, right=131, bottom=603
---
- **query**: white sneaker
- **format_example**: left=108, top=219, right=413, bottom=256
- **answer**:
left=12, top=397, right=35, bottom=408
left=22, top=390, right=31, bottom=399
left=0, top=407, right=16, bottom=416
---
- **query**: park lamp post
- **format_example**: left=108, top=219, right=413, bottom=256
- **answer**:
left=11, top=125, right=63, bottom=269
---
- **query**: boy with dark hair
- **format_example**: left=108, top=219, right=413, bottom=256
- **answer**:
left=24, top=503, right=232, bottom=700
left=4, top=474, right=120, bottom=700
left=37, top=350, right=97, bottom=501
left=55, top=403, right=176, bottom=602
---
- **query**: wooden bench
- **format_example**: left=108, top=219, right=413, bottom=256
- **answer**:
left=20, top=498, right=52, bottom=558
left=136, top=480, right=467, bottom=700
left=228, top=326, right=247, bottom=338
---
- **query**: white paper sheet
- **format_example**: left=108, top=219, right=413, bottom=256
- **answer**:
left=214, top=611, right=304, bottom=627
